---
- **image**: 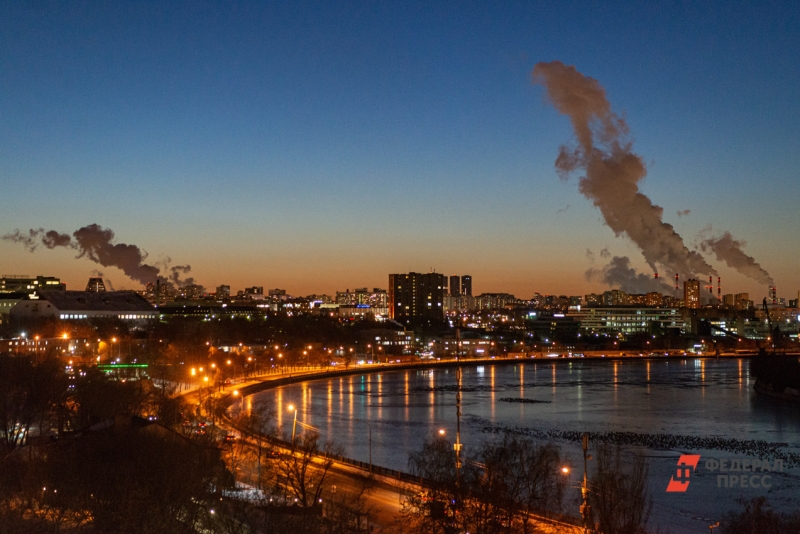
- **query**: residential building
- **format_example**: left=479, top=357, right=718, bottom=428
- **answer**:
left=389, top=272, right=446, bottom=323
left=475, top=293, right=516, bottom=310
left=684, top=279, right=700, bottom=309
left=449, top=275, right=461, bottom=296
left=216, top=285, right=231, bottom=300
left=461, top=275, right=472, bottom=296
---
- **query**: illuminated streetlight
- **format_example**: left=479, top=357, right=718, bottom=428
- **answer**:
left=438, top=429, right=446, bottom=436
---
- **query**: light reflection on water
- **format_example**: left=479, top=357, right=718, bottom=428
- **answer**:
left=256, top=358, right=800, bottom=469
left=253, top=358, right=800, bottom=528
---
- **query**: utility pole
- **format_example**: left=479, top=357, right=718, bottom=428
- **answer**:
left=581, top=433, right=592, bottom=533
left=455, top=328, right=463, bottom=479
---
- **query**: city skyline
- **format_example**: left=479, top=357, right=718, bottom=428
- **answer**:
left=2, top=2, right=799, bottom=299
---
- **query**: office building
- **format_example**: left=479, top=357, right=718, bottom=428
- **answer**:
left=570, top=307, right=685, bottom=335
left=1, top=275, right=66, bottom=294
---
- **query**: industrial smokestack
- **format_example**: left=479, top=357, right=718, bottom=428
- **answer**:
left=675, top=273, right=679, bottom=291
left=717, top=277, right=721, bottom=299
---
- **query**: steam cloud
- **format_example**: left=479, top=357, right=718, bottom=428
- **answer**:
left=700, top=231, right=774, bottom=286
left=2, top=224, right=194, bottom=287
left=533, top=61, right=773, bottom=289
left=586, top=256, right=677, bottom=295
left=532, top=61, right=717, bottom=278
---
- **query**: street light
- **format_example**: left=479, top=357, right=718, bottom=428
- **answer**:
left=233, top=390, right=244, bottom=411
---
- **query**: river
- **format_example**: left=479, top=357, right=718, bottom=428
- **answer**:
left=249, top=357, right=800, bottom=531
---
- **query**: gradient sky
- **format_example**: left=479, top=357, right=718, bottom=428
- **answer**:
left=2, top=1, right=798, bottom=299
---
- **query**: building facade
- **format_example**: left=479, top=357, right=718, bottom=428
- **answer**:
left=388, top=272, right=446, bottom=323
left=1, top=275, right=66, bottom=293
left=684, top=279, right=700, bottom=309
left=570, top=307, right=685, bottom=335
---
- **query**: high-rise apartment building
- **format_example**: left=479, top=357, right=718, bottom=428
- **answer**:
left=461, top=275, right=472, bottom=297
left=684, top=279, right=700, bottom=309
left=449, top=275, right=461, bottom=297
left=216, top=285, right=231, bottom=299
left=389, top=272, right=446, bottom=323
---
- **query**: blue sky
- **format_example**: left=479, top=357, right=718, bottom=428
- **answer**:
left=2, top=1, right=798, bottom=299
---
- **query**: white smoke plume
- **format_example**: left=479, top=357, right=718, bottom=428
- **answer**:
left=700, top=230, right=774, bottom=285
left=532, top=61, right=717, bottom=279
left=3, top=224, right=194, bottom=287
left=586, top=256, right=678, bottom=295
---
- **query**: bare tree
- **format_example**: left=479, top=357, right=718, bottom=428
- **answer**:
left=0, top=354, right=65, bottom=454
left=234, top=401, right=277, bottom=489
left=276, top=431, right=338, bottom=508
left=588, top=443, right=652, bottom=534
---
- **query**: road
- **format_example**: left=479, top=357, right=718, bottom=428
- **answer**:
left=179, top=367, right=582, bottom=532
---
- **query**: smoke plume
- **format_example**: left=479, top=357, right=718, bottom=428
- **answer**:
left=700, top=230, right=774, bottom=285
left=169, top=265, right=195, bottom=287
left=676, top=209, right=691, bottom=218
left=3, top=228, right=40, bottom=251
left=532, top=61, right=717, bottom=279
left=586, top=256, right=678, bottom=295
left=3, top=224, right=194, bottom=287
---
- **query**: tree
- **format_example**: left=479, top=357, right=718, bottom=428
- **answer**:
left=276, top=431, right=337, bottom=508
left=402, top=433, right=567, bottom=534
left=234, top=401, right=277, bottom=488
left=0, top=354, right=65, bottom=454
left=721, top=496, right=800, bottom=534
left=0, top=417, right=229, bottom=534
left=588, top=444, right=652, bottom=534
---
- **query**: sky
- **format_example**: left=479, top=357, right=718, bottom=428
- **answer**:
left=1, top=1, right=799, bottom=300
